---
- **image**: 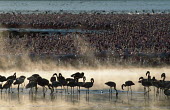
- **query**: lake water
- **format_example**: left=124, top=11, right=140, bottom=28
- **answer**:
left=0, top=0, right=170, bottom=110
left=1, top=90, right=170, bottom=110
left=0, top=0, right=170, bottom=13
left=0, top=67, right=170, bottom=110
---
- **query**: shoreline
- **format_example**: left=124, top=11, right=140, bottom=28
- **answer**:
left=0, top=9, right=170, bottom=14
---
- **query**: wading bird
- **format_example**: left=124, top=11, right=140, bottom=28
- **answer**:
left=71, top=72, right=84, bottom=79
left=37, top=76, right=50, bottom=94
left=14, top=75, right=26, bottom=92
left=77, top=76, right=86, bottom=93
left=50, top=73, right=62, bottom=93
left=27, top=74, right=40, bottom=92
left=0, top=75, right=7, bottom=84
left=105, top=81, right=118, bottom=98
left=3, top=72, right=17, bottom=93
left=122, top=80, right=135, bottom=94
left=138, top=77, right=152, bottom=95
left=67, top=79, right=77, bottom=94
left=83, top=78, right=94, bottom=94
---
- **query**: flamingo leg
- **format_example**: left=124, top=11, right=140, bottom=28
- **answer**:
left=21, top=83, right=24, bottom=92
left=144, top=87, right=146, bottom=95
left=127, top=86, right=129, bottom=94
left=130, top=86, right=132, bottom=94
left=17, top=84, right=20, bottom=92
left=71, top=87, right=72, bottom=94
left=156, top=88, right=159, bottom=96
left=79, top=86, right=80, bottom=93
left=67, top=86, right=68, bottom=93
left=73, top=87, right=74, bottom=94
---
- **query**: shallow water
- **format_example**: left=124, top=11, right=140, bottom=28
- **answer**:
left=0, top=67, right=170, bottom=110
left=0, top=88, right=170, bottom=110
left=0, top=28, right=108, bottom=34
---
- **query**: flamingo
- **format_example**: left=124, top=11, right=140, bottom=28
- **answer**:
left=83, top=78, right=94, bottom=94
left=7, top=72, right=16, bottom=81
left=37, top=76, right=50, bottom=94
left=0, top=75, right=7, bottom=84
left=164, top=89, right=170, bottom=97
left=122, top=80, right=135, bottom=94
left=3, top=79, right=14, bottom=93
left=139, top=77, right=152, bottom=95
left=26, top=81, right=37, bottom=93
left=0, top=75, right=7, bottom=92
left=164, top=83, right=170, bottom=97
left=67, top=79, right=77, bottom=94
left=105, top=81, right=118, bottom=98
left=77, top=76, right=86, bottom=93
left=48, top=84, right=54, bottom=94
left=50, top=73, right=62, bottom=93
left=146, top=71, right=151, bottom=81
left=3, top=72, right=16, bottom=93
left=58, top=73, right=67, bottom=92
left=71, top=72, right=84, bottom=79
left=27, top=74, right=40, bottom=92
left=14, top=75, right=26, bottom=92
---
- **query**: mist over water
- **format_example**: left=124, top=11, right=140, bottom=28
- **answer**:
left=0, top=1, right=169, bottom=110
left=0, top=49, right=169, bottom=110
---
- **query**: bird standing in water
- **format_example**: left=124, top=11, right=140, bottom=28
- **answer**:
left=83, top=78, right=94, bottom=94
left=3, top=72, right=16, bottom=93
left=14, top=75, right=26, bottom=92
left=105, top=81, right=118, bottom=98
left=122, top=80, right=135, bottom=94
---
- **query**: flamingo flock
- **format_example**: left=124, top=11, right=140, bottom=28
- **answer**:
left=0, top=71, right=169, bottom=98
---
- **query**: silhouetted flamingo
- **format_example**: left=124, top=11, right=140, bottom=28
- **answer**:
left=3, top=79, right=14, bottom=93
left=105, top=81, right=118, bottom=98
left=37, top=76, right=50, bottom=94
left=48, top=84, right=54, bottom=94
left=14, top=75, right=26, bottom=92
left=146, top=71, right=151, bottom=81
left=71, top=72, right=84, bottom=79
left=7, top=72, right=16, bottom=81
left=161, top=73, right=166, bottom=81
left=67, top=79, right=77, bottom=94
left=3, top=73, right=16, bottom=93
left=83, top=78, right=94, bottom=94
left=164, top=84, right=170, bottom=97
left=50, top=73, right=58, bottom=83
left=139, top=77, right=152, bottom=95
left=122, top=80, right=135, bottom=94
left=27, top=74, right=40, bottom=92
left=58, top=73, right=67, bottom=92
left=77, top=76, right=86, bottom=93
left=0, top=75, right=7, bottom=84
left=26, top=81, right=37, bottom=93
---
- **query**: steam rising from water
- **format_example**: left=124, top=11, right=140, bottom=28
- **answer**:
left=0, top=31, right=169, bottom=94
left=0, top=31, right=170, bottom=91
left=0, top=66, right=170, bottom=91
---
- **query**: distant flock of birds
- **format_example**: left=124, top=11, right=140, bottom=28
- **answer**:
left=0, top=71, right=169, bottom=98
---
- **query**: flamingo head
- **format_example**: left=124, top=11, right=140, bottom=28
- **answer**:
left=146, top=71, right=150, bottom=76
left=91, top=78, right=94, bottom=83
left=59, top=73, right=62, bottom=77
left=83, top=76, right=86, bottom=82
left=53, top=73, right=57, bottom=76
left=121, top=84, right=126, bottom=90
left=161, top=73, right=166, bottom=78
